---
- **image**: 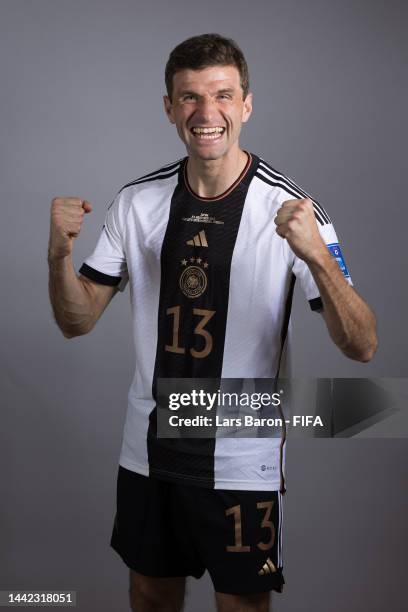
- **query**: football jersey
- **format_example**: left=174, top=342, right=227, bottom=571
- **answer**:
left=79, top=152, right=353, bottom=492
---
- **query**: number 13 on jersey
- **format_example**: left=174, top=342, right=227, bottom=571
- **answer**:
left=165, top=306, right=216, bottom=359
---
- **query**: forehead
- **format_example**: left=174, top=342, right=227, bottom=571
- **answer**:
left=172, top=65, right=242, bottom=94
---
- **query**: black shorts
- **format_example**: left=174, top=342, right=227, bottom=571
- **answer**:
left=110, top=466, right=285, bottom=595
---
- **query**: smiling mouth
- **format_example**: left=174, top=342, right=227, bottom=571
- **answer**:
left=190, top=126, right=226, bottom=140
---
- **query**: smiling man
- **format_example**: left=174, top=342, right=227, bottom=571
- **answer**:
left=48, top=34, right=377, bottom=612
left=165, top=62, right=252, bottom=198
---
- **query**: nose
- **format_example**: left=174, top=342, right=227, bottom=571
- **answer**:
left=195, top=95, right=215, bottom=123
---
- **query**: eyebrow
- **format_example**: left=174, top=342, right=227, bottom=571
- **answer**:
left=179, top=87, right=236, bottom=96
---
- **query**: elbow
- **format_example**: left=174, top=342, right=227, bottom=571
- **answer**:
left=358, top=321, right=379, bottom=362
left=343, top=336, right=378, bottom=363
left=356, top=348, right=376, bottom=363
left=359, top=338, right=378, bottom=363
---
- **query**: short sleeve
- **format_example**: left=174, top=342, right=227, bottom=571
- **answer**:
left=292, top=208, right=353, bottom=312
left=79, top=192, right=129, bottom=292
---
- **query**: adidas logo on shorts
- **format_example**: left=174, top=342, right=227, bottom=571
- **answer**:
left=187, top=230, right=208, bottom=247
left=258, top=558, right=276, bottom=576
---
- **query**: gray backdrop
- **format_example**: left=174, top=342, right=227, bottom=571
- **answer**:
left=1, top=0, right=407, bottom=610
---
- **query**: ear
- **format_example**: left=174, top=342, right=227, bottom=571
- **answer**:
left=163, top=95, right=175, bottom=124
left=241, top=91, right=253, bottom=124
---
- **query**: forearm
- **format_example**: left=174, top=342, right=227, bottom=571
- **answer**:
left=308, top=251, right=378, bottom=361
left=48, top=253, right=95, bottom=338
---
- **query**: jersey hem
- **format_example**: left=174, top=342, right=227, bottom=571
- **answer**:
left=150, top=466, right=213, bottom=488
left=118, top=457, right=282, bottom=491
left=214, top=478, right=281, bottom=491
left=119, top=457, right=149, bottom=477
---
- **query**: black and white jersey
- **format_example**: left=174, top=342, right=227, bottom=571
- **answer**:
left=80, top=153, right=353, bottom=492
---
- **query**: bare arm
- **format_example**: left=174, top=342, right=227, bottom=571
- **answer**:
left=48, top=255, right=118, bottom=337
left=275, top=197, right=378, bottom=362
left=307, top=250, right=377, bottom=362
left=48, top=197, right=118, bottom=338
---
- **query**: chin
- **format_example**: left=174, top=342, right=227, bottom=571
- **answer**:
left=197, top=153, right=221, bottom=161
left=188, top=147, right=227, bottom=162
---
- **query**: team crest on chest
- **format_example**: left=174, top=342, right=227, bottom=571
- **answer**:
left=179, top=257, right=209, bottom=298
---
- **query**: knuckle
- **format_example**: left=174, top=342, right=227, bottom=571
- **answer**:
left=64, top=197, right=82, bottom=207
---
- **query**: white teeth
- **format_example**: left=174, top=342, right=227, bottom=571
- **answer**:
left=192, top=127, right=225, bottom=134
left=191, top=127, right=225, bottom=140
left=198, top=133, right=219, bottom=139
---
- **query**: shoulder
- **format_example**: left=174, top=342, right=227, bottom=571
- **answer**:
left=253, top=156, right=332, bottom=227
left=105, top=157, right=184, bottom=223
left=118, top=157, right=184, bottom=195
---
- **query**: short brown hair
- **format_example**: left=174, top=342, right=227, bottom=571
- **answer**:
left=165, top=33, right=249, bottom=101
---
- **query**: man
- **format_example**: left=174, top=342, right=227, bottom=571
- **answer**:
left=48, top=33, right=377, bottom=612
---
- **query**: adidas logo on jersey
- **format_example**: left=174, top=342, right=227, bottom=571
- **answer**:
left=258, top=558, right=276, bottom=576
left=187, top=230, right=208, bottom=247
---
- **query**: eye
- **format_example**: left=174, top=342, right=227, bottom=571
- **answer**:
left=183, top=94, right=197, bottom=101
left=217, top=94, right=231, bottom=100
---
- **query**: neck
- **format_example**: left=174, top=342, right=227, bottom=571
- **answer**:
left=186, top=147, right=249, bottom=198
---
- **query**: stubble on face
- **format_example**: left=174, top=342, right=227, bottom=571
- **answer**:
left=164, top=65, right=252, bottom=164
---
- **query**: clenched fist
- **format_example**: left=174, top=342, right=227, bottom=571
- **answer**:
left=48, top=197, right=92, bottom=260
left=274, top=198, right=327, bottom=262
